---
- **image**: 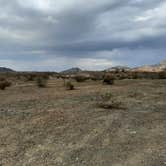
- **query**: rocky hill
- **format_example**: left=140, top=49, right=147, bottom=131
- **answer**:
left=132, top=60, right=166, bottom=72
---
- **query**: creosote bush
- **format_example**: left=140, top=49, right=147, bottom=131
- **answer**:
left=0, top=80, right=11, bottom=90
left=66, top=81, right=74, bottom=90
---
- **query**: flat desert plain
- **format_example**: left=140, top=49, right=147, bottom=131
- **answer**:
left=0, top=79, right=166, bottom=166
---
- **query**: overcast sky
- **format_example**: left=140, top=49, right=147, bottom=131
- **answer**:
left=0, top=0, right=166, bottom=71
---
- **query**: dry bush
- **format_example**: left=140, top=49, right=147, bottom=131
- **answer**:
left=66, top=81, right=74, bottom=90
left=0, top=80, right=11, bottom=90
left=96, top=92, right=123, bottom=109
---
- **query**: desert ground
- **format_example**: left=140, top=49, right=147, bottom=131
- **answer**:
left=0, top=78, right=166, bottom=166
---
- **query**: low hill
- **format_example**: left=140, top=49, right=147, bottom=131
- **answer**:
left=60, top=67, right=82, bottom=74
left=0, top=67, right=14, bottom=73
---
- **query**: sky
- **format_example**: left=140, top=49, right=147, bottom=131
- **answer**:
left=0, top=0, right=166, bottom=71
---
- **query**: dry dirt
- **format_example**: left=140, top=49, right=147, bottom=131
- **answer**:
left=0, top=79, right=166, bottom=166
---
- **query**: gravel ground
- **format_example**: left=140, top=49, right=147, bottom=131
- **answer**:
left=0, top=79, right=166, bottom=166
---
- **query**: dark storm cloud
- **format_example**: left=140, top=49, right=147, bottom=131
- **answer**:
left=0, top=0, right=166, bottom=71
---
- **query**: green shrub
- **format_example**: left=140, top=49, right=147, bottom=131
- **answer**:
left=0, top=80, right=11, bottom=90
left=66, top=81, right=74, bottom=90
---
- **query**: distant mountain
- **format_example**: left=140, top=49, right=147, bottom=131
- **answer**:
left=105, top=66, right=131, bottom=72
left=60, top=67, right=82, bottom=74
left=0, top=67, right=14, bottom=73
left=132, top=60, right=166, bottom=72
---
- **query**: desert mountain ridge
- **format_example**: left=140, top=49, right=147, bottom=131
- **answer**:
left=132, top=60, right=166, bottom=72
left=0, top=67, right=15, bottom=73
left=0, top=60, right=166, bottom=73
left=61, top=60, right=166, bottom=73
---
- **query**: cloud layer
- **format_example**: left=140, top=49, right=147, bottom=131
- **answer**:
left=0, top=0, right=166, bottom=71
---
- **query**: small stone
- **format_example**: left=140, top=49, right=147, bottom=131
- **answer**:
left=130, top=131, right=137, bottom=134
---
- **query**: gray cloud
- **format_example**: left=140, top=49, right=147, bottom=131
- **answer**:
left=0, top=0, right=166, bottom=71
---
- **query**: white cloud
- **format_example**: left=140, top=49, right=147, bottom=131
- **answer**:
left=0, top=0, right=166, bottom=71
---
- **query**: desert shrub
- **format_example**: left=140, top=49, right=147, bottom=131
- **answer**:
left=126, top=72, right=133, bottom=79
left=96, top=92, right=123, bottom=109
left=131, top=72, right=138, bottom=79
left=98, top=100, right=122, bottom=109
left=56, top=74, right=61, bottom=79
left=0, top=80, right=11, bottom=90
left=25, top=72, right=50, bottom=82
left=39, top=73, right=49, bottom=80
left=116, top=73, right=128, bottom=80
left=99, top=92, right=113, bottom=101
left=0, top=77, right=6, bottom=81
left=25, top=74, right=37, bottom=81
left=103, top=75, right=115, bottom=85
left=158, top=72, right=166, bottom=79
left=36, top=77, right=48, bottom=88
left=90, top=77, right=98, bottom=81
left=90, top=72, right=105, bottom=81
left=66, top=81, right=74, bottom=90
left=74, top=75, right=88, bottom=82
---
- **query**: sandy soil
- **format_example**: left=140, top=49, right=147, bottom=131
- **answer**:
left=0, top=79, right=166, bottom=166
